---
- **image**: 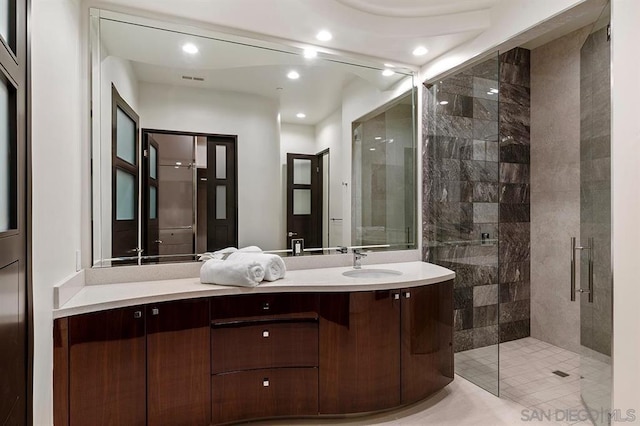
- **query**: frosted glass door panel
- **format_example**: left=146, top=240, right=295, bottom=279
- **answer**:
left=0, top=0, right=9, bottom=48
left=116, top=107, right=136, bottom=165
left=216, top=185, right=226, bottom=219
left=116, top=169, right=136, bottom=220
left=215, top=145, right=226, bottom=179
left=149, top=186, right=157, bottom=219
left=0, top=79, right=10, bottom=232
left=150, top=145, right=157, bottom=179
left=293, top=189, right=311, bottom=215
left=293, top=159, right=311, bottom=185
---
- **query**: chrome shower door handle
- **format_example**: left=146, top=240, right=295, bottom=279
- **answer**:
left=571, top=237, right=576, bottom=301
left=571, top=237, right=594, bottom=303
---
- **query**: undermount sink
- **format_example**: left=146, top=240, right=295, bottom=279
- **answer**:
left=342, top=268, right=403, bottom=279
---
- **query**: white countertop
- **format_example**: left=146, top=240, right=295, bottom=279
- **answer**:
left=53, top=261, right=455, bottom=319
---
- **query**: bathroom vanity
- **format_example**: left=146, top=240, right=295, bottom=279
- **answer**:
left=52, top=261, right=454, bottom=425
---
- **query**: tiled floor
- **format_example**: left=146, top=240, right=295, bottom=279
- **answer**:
left=456, top=337, right=612, bottom=426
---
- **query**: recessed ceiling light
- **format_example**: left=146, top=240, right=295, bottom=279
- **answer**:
left=412, top=46, right=428, bottom=56
left=316, top=30, right=332, bottom=41
left=439, top=101, right=449, bottom=105
left=382, top=69, right=395, bottom=77
left=296, top=113, right=306, bottom=119
left=374, top=136, right=382, bottom=140
left=287, top=71, right=300, bottom=80
left=303, top=48, right=317, bottom=59
left=176, top=162, right=182, bottom=166
left=182, top=43, right=198, bottom=54
left=369, top=148, right=376, bottom=151
left=490, top=88, right=499, bottom=94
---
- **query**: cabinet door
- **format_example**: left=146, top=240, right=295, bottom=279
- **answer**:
left=69, top=306, right=146, bottom=426
left=147, top=299, right=210, bottom=426
left=319, top=291, right=400, bottom=414
left=401, top=281, right=454, bottom=404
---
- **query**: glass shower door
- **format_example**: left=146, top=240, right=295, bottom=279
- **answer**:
left=578, top=4, right=612, bottom=424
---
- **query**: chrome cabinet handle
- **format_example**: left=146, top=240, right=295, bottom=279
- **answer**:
left=263, top=378, right=269, bottom=387
left=262, top=302, right=270, bottom=310
left=134, top=311, right=142, bottom=319
left=154, top=240, right=163, bottom=244
left=287, top=232, right=298, bottom=237
left=151, top=308, right=159, bottom=316
left=262, top=330, right=269, bottom=338
left=404, top=291, right=411, bottom=299
left=393, top=293, right=400, bottom=300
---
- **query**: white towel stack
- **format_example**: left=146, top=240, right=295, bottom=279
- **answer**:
left=200, top=259, right=265, bottom=287
left=199, top=246, right=286, bottom=286
left=226, top=251, right=287, bottom=281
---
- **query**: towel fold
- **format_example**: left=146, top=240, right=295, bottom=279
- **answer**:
left=226, top=252, right=286, bottom=281
left=200, top=259, right=265, bottom=287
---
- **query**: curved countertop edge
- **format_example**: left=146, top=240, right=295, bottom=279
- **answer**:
left=53, top=261, right=455, bottom=319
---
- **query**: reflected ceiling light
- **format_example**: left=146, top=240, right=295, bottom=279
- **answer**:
left=412, top=46, right=428, bottom=56
left=382, top=69, right=395, bottom=77
left=296, top=112, right=306, bottom=118
left=316, top=30, right=332, bottom=41
left=182, top=43, right=198, bottom=54
left=374, top=136, right=382, bottom=140
left=369, top=148, right=376, bottom=151
left=303, top=48, right=317, bottom=59
left=389, top=139, right=394, bottom=143
left=490, top=88, right=499, bottom=94
left=175, top=162, right=182, bottom=165
left=287, top=70, right=300, bottom=80
left=439, top=101, right=449, bottom=105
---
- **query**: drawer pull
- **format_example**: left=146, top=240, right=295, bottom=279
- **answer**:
left=151, top=308, right=159, bottom=316
left=134, top=311, right=142, bottom=319
left=404, top=291, right=411, bottom=299
left=393, top=293, right=400, bottom=300
left=262, top=330, right=269, bottom=338
left=263, top=378, right=270, bottom=387
left=262, top=302, right=270, bottom=310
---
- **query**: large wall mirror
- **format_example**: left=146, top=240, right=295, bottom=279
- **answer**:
left=90, top=9, right=417, bottom=267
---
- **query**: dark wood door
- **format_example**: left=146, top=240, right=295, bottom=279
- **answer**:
left=286, top=153, right=322, bottom=250
left=207, top=136, right=237, bottom=250
left=68, top=307, right=146, bottom=426
left=143, top=132, right=159, bottom=260
left=111, top=85, right=140, bottom=261
left=318, top=290, right=400, bottom=414
left=147, top=299, right=211, bottom=426
left=0, top=0, right=29, bottom=424
left=401, top=281, right=454, bottom=404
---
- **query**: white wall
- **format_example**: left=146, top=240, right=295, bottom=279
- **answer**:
left=138, top=82, right=283, bottom=250
left=611, top=0, right=640, bottom=421
left=315, top=109, right=344, bottom=246
left=32, top=0, right=83, bottom=423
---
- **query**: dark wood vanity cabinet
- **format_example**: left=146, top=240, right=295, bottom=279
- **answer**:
left=319, top=280, right=454, bottom=414
left=54, top=281, right=453, bottom=425
left=146, top=299, right=211, bottom=426
left=67, top=306, right=147, bottom=426
left=56, top=299, right=210, bottom=426
left=211, top=293, right=319, bottom=424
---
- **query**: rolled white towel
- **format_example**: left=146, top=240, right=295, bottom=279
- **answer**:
left=226, top=252, right=286, bottom=281
left=200, top=258, right=265, bottom=287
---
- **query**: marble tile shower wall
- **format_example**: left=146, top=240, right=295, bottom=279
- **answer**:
left=423, top=48, right=531, bottom=352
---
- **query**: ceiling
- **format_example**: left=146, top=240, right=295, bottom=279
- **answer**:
left=100, top=17, right=412, bottom=125
left=96, top=0, right=501, bottom=67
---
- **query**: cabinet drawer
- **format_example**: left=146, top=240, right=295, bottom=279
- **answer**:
left=211, top=293, right=318, bottom=323
left=212, top=368, right=318, bottom=425
left=212, top=320, right=318, bottom=373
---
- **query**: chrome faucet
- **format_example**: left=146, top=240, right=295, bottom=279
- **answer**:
left=353, top=249, right=367, bottom=269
